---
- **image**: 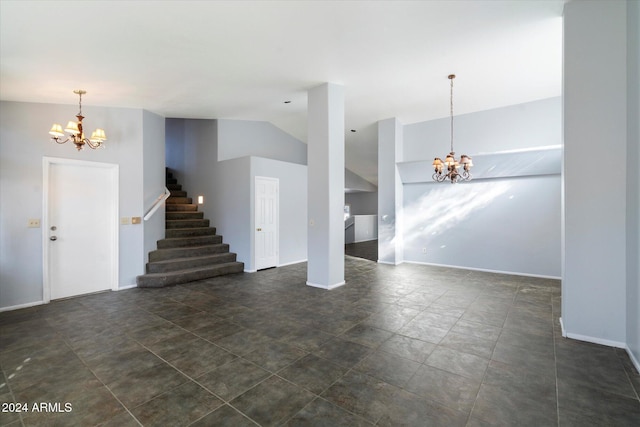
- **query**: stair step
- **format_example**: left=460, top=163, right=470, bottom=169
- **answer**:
left=167, top=197, right=193, bottom=204
left=157, top=235, right=223, bottom=249
left=146, top=253, right=237, bottom=273
left=166, top=227, right=216, bottom=238
left=166, top=204, right=198, bottom=212
left=142, top=170, right=242, bottom=288
left=149, top=243, right=230, bottom=262
left=166, top=219, right=210, bottom=229
left=136, top=262, right=245, bottom=288
left=166, top=211, right=204, bottom=220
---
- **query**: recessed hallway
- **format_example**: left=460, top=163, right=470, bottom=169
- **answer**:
left=1, top=257, right=639, bottom=426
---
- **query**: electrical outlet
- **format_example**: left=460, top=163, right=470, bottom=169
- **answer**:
left=28, top=219, right=41, bottom=228
left=422, top=248, right=427, bottom=254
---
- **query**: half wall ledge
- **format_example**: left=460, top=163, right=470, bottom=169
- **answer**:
left=397, top=145, right=562, bottom=184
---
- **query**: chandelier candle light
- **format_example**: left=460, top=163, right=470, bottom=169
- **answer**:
left=49, top=90, right=107, bottom=151
left=432, top=74, right=472, bottom=183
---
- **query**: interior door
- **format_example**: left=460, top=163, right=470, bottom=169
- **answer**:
left=255, top=176, right=279, bottom=270
left=45, top=158, right=117, bottom=300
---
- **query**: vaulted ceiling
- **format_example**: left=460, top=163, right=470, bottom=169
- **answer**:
left=0, top=0, right=564, bottom=185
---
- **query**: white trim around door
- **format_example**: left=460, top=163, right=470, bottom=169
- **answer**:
left=254, top=176, right=279, bottom=271
left=42, top=157, right=119, bottom=302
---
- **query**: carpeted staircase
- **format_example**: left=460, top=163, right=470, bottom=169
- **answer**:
left=136, top=170, right=244, bottom=288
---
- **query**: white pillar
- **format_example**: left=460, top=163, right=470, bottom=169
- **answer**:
left=562, top=0, right=628, bottom=345
left=306, top=83, right=345, bottom=289
left=377, top=118, right=403, bottom=265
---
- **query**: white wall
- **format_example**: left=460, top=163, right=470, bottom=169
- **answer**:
left=251, top=157, right=307, bottom=270
left=143, top=110, right=166, bottom=263
left=378, top=118, right=404, bottom=264
left=403, top=176, right=560, bottom=277
left=404, top=97, right=561, bottom=160
left=563, top=0, right=628, bottom=346
left=165, top=119, right=308, bottom=273
left=218, top=119, right=307, bottom=165
left=626, top=0, right=640, bottom=366
left=166, top=119, right=250, bottom=265
left=0, top=101, right=161, bottom=310
left=401, top=98, right=561, bottom=278
left=353, top=215, right=378, bottom=243
left=346, top=168, right=376, bottom=192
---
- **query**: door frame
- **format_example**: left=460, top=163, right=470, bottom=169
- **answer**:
left=254, top=176, right=279, bottom=271
left=42, top=156, right=119, bottom=303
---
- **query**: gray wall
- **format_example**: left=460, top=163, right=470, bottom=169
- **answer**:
left=251, top=157, right=307, bottom=270
left=218, top=119, right=307, bottom=165
left=345, top=192, right=378, bottom=215
left=142, top=110, right=167, bottom=262
left=403, top=175, right=560, bottom=277
left=165, top=118, right=308, bottom=273
left=0, top=101, right=163, bottom=310
left=345, top=168, right=376, bottom=192
left=404, top=97, right=561, bottom=158
left=401, top=97, right=561, bottom=278
left=563, top=0, right=628, bottom=346
left=378, top=118, right=404, bottom=264
left=627, top=0, right=640, bottom=365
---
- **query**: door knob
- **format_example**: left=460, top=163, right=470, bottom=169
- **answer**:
left=50, top=236, right=57, bottom=241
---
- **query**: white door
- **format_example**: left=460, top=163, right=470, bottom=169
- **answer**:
left=255, top=176, right=279, bottom=270
left=44, top=158, right=118, bottom=301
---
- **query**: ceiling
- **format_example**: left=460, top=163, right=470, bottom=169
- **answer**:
left=0, top=0, right=564, bottom=185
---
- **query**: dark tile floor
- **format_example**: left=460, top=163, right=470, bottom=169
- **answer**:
left=1, top=255, right=639, bottom=426
left=345, top=240, right=378, bottom=262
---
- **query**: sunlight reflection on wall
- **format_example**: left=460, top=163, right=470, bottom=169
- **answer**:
left=403, top=181, right=511, bottom=240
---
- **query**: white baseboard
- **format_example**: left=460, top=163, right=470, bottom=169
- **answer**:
left=352, top=237, right=377, bottom=243
left=117, top=284, right=138, bottom=291
left=245, top=259, right=308, bottom=273
left=377, top=260, right=404, bottom=266
left=278, top=259, right=307, bottom=267
left=626, top=346, right=640, bottom=374
left=306, top=280, right=346, bottom=290
left=403, top=260, right=561, bottom=280
left=559, top=317, right=640, bottom=373
left=560, top=323, right=626, bottom=349
left=0, top=300, right=45, bottom=313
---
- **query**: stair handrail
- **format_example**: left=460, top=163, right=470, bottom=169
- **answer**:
left=144, top=187, right=171, bottom=221
left=345, top=216, right=355, bottom=230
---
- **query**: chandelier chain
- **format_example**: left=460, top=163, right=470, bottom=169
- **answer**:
left=431, top=73, right=472, bottom=183
left=48, top=90, right=106, bottom=151
left=450, top=75, right=454, bottom=153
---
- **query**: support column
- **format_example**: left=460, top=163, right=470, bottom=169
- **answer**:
left=377, top=118, right=403, bottom=265
left=563, top=0, right=628, bottom=345
left=307, top=83, right=345, bottom=289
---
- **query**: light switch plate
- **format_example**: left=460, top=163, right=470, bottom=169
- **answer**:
left=28, top=219, right=41, bottom=228
left=131, top=217, right=142, bottom=224
left=120, top=217, right=131, bottom=225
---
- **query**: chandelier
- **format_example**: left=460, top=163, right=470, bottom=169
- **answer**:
left=48, top=90, right=107, bottom=151
left=432, top=74, right=472, bottom=183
